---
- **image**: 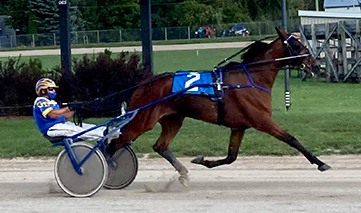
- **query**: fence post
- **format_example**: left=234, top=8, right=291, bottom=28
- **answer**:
left=32, top=34, right=35, bottom=47
left=75, top=32, right=78, bottom=44
left=164, top=27, right=167, bottom=41
left=97, top=30, right=100, bottom=43
left=13, top=35, right=16, bottom=47
left=53, top=33, right=56, bottom=46
left=188, top=26, right=190, bottom=39
left=119, top=30, right=122, bottom=42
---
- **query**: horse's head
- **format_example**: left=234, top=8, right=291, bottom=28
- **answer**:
left=276, top=27, right=319, bottom=79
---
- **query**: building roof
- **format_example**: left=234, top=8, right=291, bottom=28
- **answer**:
left=298, top=10, right=361, bottom=18
left=324, top=0, right=361, bottom=8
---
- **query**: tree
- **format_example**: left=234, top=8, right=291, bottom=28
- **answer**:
left=69, top=6, right=87, bottom=31
left=0, top=0, right=327, bottom=33
left=152, top=0, right=178, bottom=27
left=29, top=0, right=59, bottom=33
left=173, top=0, right=222, bottom=26
left=288, top=0, right=305, bottom=21
left=2, top=0, right=29, bottom=34
left=70, top=0, right=99, bottom=30
left=212, top=0, right=251, bottom=24
left=246, top=0, right=282, bottom=21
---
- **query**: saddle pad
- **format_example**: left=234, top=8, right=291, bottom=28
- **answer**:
left=172, top=71, right=215, bottom=95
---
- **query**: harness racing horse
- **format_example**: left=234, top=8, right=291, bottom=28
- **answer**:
left=107, top=27, right=331, bottom=185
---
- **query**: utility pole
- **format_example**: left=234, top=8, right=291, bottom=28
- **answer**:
left=58, top=0, right=72, bottom=102
left=281, top=0, right=291, bottom=111
left=58, top=0, right=71, bottom=75
left=140, top=0, right=153, bottom=72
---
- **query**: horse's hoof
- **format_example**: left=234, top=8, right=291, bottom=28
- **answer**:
left=318, top=163, right=331, bottom=172
left=191, top=155, right=204, bottom=164
left=178, top=174, right=189, bottom=187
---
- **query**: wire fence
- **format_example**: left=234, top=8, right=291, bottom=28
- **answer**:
left=0, top=20, right=301, bottom=48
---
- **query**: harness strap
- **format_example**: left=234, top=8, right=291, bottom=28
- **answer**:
left=214, top=64, right=270, bottom=125
left=217, top=99, right=225, bottom=126
left=218, top=64, right=271, bottom=94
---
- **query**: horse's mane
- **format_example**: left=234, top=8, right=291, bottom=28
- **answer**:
left=141, top=72, right=173, bottom=85
left=223, top=40, right=271, bottom=68
left=241, top=41, right=270, bottom=64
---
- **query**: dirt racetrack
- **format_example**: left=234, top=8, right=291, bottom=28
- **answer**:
left=0, top=155, right=361, bottom=213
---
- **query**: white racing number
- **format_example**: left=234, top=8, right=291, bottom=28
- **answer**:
left=58, top=0, right=67, bottom=5
left=185, top=72, right=200, bottom=92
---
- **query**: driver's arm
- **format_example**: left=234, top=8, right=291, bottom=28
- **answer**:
left=47, top=107, right=75, bottom=119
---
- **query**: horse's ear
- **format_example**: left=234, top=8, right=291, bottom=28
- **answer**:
left=275, top=27, right=281, bottom=36
left=275, top=27, right=286, bottom=39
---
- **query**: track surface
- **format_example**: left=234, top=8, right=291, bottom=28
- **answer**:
left=0, top=155, right=361, bottom=213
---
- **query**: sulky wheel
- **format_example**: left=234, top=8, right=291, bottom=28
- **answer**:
left=104, top=145, right=138, bottom=189
left=54, top=142, right=108, bottom=197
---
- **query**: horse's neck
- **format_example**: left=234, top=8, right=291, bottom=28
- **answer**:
left=248, top=40, right=286, bottom=88
left=225, top=39, right=287, bottom=90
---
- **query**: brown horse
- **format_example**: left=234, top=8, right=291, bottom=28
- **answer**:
left=108, top=27, right=331, bottom=185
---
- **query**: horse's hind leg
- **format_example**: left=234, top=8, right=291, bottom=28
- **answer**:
left=191, top=128, right=245, bottom=168
left=153, top=115, right=189, bottom=185
left=255, top=118, right=331, bottom=171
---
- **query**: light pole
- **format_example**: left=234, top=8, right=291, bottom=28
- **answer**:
left=58, top=0, right=71, bottom=75
left=281, top=0, right=291, bottom=111
left=141, top=0, right=153, bottom=72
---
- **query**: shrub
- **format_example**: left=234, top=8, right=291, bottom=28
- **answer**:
left=68, top=51, right=150, bottom=100
left=60, top=51, right=152, bottom=119
left=0, top=57, right=59, bottom=115
left=0, top=50, right=151, bottom=117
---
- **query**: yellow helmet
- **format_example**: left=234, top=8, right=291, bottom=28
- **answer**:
left=35, top=78, right=58, bottom=95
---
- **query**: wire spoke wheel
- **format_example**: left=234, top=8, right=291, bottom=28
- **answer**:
left=104, top=145, right=138, bottom=189
left=54, top=142, right=108, bottom=197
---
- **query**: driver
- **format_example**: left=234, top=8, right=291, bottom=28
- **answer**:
left=33, top=78, right=107, bottom=141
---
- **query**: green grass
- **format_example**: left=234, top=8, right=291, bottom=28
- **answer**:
left=0, top=48, right=242, bottom=72
left=1, top=47, right=361, bottom=158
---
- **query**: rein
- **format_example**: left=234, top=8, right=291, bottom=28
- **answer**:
left=214, top=54, right=310, bottom=95
left=215, top=36, right=276, bottom=68
left=213, top=34, right=311, bottom=96
left=72, top=35, right=310, bottom=124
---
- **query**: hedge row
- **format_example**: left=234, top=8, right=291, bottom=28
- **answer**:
left=0, top=50, right=151, bottom=116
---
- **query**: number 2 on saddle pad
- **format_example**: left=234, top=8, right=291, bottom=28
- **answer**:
left=172, top=71, right=215, bottom=95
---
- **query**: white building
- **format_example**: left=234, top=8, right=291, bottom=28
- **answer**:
left=298, top=0, right=361, bottom=82
left=299, top=0, right=361, bottom=25
left=324, top=0, right=361, bottom=12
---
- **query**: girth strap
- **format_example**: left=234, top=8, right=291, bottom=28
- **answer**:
left=217, top=99, right=225, bottom=126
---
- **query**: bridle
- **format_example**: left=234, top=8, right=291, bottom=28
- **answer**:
left=281, top=34, right=313, bottom=75
left=211, top=34, right=316, bottom=96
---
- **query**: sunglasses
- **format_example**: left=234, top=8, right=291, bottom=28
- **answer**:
left=47, top=87, right=55, bottom=91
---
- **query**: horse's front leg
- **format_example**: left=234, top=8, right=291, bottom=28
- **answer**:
left=191, top=128, right=245, bottom=168
left=279, top=132, right=331, bottom=171
left=255, top=118, right=331, bottom=171
left=153, top=115, right=189, bottom=186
